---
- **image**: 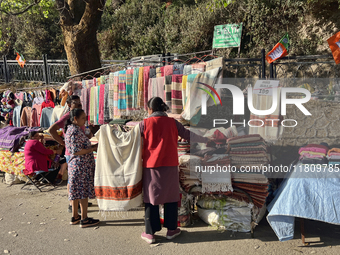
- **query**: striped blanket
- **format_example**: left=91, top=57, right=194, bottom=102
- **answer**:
left=132, top=68, right=139, bottom=109
left=165, top=76, right=172, bottom=110
left=118, top=70, right=126, bottom=115
left=171, top=75, right=183, bottom=114
left=143, top=66, right=151, bottom=110
left=126, top=69, right=134, bottom=114
left=148, top=77, right=165, bottom=101
left=103, top=75, right=110, bottom=123
left=137, top=67, right=144, bottom=109
left=156, top=67, right=164, bottom=77
left=90, top=86, right=96, bottom=125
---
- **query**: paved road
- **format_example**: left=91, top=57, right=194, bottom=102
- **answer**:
left=0, top=180, right=339, bottom=255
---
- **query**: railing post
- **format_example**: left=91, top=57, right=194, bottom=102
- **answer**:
left=3, top=55, right=9, bottom=83
left=270, top=62, right=274, bottom=79
left=42, top=54, right=49, bottom=84
left=261, top=49, right=266, bottom=79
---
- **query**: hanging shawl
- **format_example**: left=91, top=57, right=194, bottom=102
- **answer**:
left=171, top=74, right=183, bottom=114
left=137, top=67, right=144, bottom=109
left=173, top=64, right=184, bottom=74
left=90, top=86, right=96, bottom=125
left=109, top=72, right=115, bottom=120
left=132, top=68, right=139, bottom=109
left=113, top=71, right=120, bottom=118
left=94, top=124, right=143, bottom=211
left=96, top=77, right=101, bottom=124
left=191, top=63, right=205, bottom=74
left=143, top=66, right=151, bottom=110
left=164, top=75, right=172, bottom=111
left=182, top=75, right=188, bottom=108
left=118, top=70, right=126, bottom=115
left=126, top=69, right=134, bottom=115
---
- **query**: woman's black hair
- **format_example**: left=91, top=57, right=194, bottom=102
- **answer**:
left=29, top=131, right=43, bottom=139
left=147, top=97, right=169, bottom=112
left=64, top=108, right=85, bottom=133
left=66, top=95, right=80, bottom=106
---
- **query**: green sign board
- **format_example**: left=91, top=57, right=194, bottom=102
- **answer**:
left=212, top=23, right=243, bottom=49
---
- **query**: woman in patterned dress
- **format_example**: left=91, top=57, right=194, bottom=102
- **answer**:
left=64, top=108, right=99, bottom=228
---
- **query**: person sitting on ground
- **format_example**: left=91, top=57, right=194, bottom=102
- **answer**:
left=24, top=131, right=63, bottom=183
left=64, top=108, right=99, bottom=228
left=48, top=95, right=93, bottom=212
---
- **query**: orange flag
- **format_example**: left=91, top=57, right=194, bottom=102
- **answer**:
left=15, top=52, right=26, bottom=68
left=327, top=31, right=340, bottom=65
left=266, top=34, right=290, bottom=64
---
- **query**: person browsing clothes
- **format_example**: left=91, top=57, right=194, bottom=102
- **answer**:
left=64, top=108, right=99, bottom=228
left=139, top=97, right=209, bottom=244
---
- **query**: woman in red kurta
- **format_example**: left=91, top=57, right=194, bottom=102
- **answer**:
left=140, top=97, right=208, bottom=244
left=24, top=131, right=62, bottom=177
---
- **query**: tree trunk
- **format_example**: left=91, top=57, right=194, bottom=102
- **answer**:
left=57, top=0, right=105, bottom=76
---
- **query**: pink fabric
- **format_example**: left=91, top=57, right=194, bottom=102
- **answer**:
left=54, top=112, right=85, bottom=156
left=299, top=153, right=325, bottom=160
left=164, top=65, right=173, bottom=76
left=31, top=104, right=42, bottom=127
left=298, top=144, right=328, bottom=155
left=328, top=152, right=340, bottom=157
left=98, top=83, right=105, bottom=124
left=24, top=140, right=53, bottom=175
left=160, top=66, right=165, bottom=77
left=143, top=66, right=151, bottom=110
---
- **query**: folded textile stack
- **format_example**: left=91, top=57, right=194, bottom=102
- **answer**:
left=231, top=173, right=269, bottom=208
left=197, top=195, right=252, bottom=232
left=227, top=134, right=269, bottom=169
left=298, top=143, right=329, bottom=165
left=327, top=148, right=340, bottom=166
left=178, top=155, right=202, bottom=193
left=201, top=154, right=232, bottom=193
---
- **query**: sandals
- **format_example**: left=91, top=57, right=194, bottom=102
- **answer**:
left=80, top=217, right=100, bottom=228
left=70, top=215, right=81, bottom=225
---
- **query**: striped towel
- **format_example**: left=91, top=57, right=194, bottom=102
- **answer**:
left=171, top=75, right=183, bottom=114
left=164, top=76, right=172, bottom=110
left=118, top=70, right=126, bottom=115
left=191, top=63, right=205, bottom=74
left=148, top=78, right=157, bottom=101
left=137, top=67, right=144, bottom=109
left=182, top=75, right=188, bottom=108
left=164, top=65, right=173, bottom=76
left=126, top=69, right=134, bottom=114
left=113, top=71, right=119, bottom=118
left=143, top=66, right=151, bottom=110
left=109, top=72, right=115, bottom=119
left=173, top=64, right=184, bottom=74
left=132, top=68, right=139, bottom=109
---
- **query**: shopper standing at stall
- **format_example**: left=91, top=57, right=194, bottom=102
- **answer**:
left=140, top=97, right=209, bottom=244
left=64, top=108, right=99, bottom=228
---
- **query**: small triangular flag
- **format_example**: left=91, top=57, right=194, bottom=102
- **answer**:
left=15, top=51, right=26, bottom=68
left=327, top=31, right=340, bottom=65
left=266, top=34, right=290, bottom=64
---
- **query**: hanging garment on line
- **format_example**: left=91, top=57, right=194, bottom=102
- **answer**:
left=182, top=75, right=188, bottom=109
left=109, top=73, right=115, bottom=120
left=171, top=75, right=183, bottom=114
left=126, top=69, right=134, bottom=115
left=143, top=66, right=151, bottom=110
left=137, top=67, right=144, bottom=109
left=132, top=68, right=139, bottom=110
left=118, top=70, right=126, bottom=116
left=94, top=124, right=143, bottom=211
left=113, top=71, right=120, bottom=118
left=173, top=64, right=184, bottom=75
left=20, top=106, right=32, bottom=127
left=40, top=107, right=54, bottom=128
left=103, top=76, right=110, bottom=124
left=51, top=105, right=64, bottom=125
left=164, top=76, right=172, bottom=111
